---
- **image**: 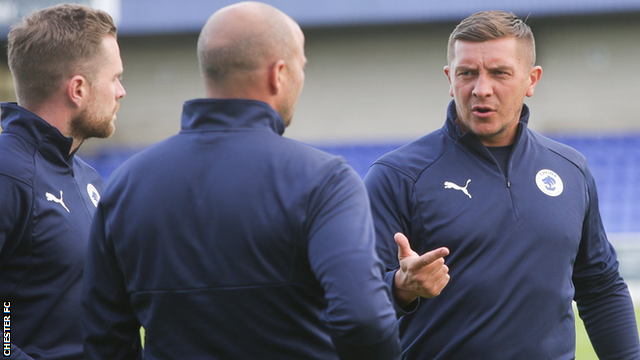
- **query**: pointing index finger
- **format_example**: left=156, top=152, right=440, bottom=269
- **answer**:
left=418, top=247, right=450, bottom=267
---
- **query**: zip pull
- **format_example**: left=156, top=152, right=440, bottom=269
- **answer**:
left=70, top=168, right=75, bottom=177
left=506, top=177, right=511, bottom=188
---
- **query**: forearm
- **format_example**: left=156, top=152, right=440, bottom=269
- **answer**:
left=579, top=286, right=640, bottom=359
left=6, top=345, right=36, bottom=360
left=82, top=208, right=141, bottom=360
left=307, top=164, right=400, bottom=358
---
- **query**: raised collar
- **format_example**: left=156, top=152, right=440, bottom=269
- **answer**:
left=1, top=102, right=75, bottom=164
left=441, top=100, right=532, bottom=163
left=180, top=99, right=286, bottom=136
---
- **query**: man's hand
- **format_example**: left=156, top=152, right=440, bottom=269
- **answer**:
left=393, top=232, right=450, bottom=308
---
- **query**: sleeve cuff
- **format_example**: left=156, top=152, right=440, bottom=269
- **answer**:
left=385, top=269, right=420, bottom=317
left=332, top=326, right=401, bottom=360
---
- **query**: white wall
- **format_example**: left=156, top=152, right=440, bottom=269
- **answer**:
left=3, top=15, right=638, bottom=152
left=529, top=18, right=640, bottom=134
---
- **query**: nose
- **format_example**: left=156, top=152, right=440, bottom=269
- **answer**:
left=472, top=73, right=492, bottom=98
left=116, top=80, right=126, bottom=100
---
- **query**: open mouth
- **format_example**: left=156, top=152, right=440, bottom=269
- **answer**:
left=472, top=106, right=494, bottom=115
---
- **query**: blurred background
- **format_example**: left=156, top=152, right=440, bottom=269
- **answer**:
left=1, top=1, right=640, bottom=356
left=1, top=0, right=639, bottom=294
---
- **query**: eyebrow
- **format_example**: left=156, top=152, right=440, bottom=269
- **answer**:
left=487, top=65, right=514, bottom=72
left=455, top=64, right=515, bottom=72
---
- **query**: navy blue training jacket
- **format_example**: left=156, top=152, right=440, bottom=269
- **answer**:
left=0, top=103, right=104, bottom=360
left=82, top=99, right=401, bottom=360
left=364, top=100, right=640, bottom=359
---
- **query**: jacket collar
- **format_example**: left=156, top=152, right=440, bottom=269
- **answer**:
left=180, top=99, right=286, bottom=136
left=1, top=102, right=75, bottom=164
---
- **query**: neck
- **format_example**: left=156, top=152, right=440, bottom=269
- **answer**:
left=205, top=75, right=277, bottom=111
left=70, top=139, right=83, bottom=155
left=23, top=102, right=82, bottom=155
left=454, top=118, right=518, bottom=147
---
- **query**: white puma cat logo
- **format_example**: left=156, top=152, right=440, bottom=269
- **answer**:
left=444, top=179, right=472, bottom=199
left=46, top=190, right=70, bottom=213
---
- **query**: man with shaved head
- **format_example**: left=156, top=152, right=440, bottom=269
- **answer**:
left=81, top=2, right=400, bottom=359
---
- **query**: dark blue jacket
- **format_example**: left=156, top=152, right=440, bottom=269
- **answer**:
left=82, top=99, right=400, bottom=360
left=0, top=103, right=104, bottom=360
left=364, top=101, right=640, bottom=359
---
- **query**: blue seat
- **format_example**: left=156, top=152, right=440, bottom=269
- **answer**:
left=82, top=134, right=640, bottom=233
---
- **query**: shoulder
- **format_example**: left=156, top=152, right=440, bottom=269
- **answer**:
left=74, top=156, right=102, bottom=176
left=73, top=156, right=105, bottom=189
left=527, top=130, right=589, bottom=172
left=0, top=135, right=35, bottom=211
left=0, top=132, right=35, bottom=186
left=108, top=132, right=353, bottom=188
left=275, top=138, right=362, bottom=195
left=104, top=139, right=171, bottom=185
left=370, top=129, right=450, bottom=182
left=280, top=137, right=346, bottom=167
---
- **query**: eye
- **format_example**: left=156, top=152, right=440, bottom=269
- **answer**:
left=493, top=69, right=511, bottom=76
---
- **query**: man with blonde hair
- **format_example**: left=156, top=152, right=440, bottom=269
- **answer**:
left=82, top=2, right=400, bottom=359
left=0, top=4, right=125, bottom=359
left=365, top=10, right=640, bottom=359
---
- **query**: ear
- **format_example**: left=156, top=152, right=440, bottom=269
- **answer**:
left=67, top=75, right=89, bottom=108
left=525, top=65, right=543, bottom=97
left=268, top=59, right=287, bottom=95
left=444, top=65, right=454, bottom=97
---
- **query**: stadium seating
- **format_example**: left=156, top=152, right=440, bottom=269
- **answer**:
left=83, top=134, right=640, bottom=235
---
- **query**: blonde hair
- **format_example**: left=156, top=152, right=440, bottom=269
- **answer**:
left=7, top=4, right=117, bottom=107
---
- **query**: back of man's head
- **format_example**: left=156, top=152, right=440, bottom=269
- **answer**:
left=447, top=10, right=536, bottom=67
left=7, top=4, right=117, bottom=109
left=197, top=1, right=295, bottom=95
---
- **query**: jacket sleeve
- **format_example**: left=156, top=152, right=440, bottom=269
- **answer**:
left=82, top=203, right=142, bottom=360
left=7, top=346, right=35, bottom=360
left=0, top=176, right=35, bottom=360
left=572, top=166, right=640, bottom=359
left=363, top=163, right=420, bottom=315
left=305, top=161, right=400, bottom=360
left=0, top=175, right=31, bottom=267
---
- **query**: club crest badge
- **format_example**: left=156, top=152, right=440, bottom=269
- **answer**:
left=87, top=183, right=101, bottom=207
left=535, top=169, right=563, bottom=197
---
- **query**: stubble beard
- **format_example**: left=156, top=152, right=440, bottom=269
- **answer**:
left=279, top=83, right=300, bottom=128
left=456, top=106, right=522, bottom=144
left=280, top=101, right=295, bottom=128
left=70, top=99, right=117, bottom=141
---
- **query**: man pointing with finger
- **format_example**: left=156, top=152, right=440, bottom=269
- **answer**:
left=392, top=233, right=450, bottom=308
left=364, top=10, right=639, bottom=359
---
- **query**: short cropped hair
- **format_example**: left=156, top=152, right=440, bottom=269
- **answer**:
left=197, top=4, right=294, bottom=85
left=447, top=11, right=536, bottom=66
left=7, top=4, right=117, bottom=107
